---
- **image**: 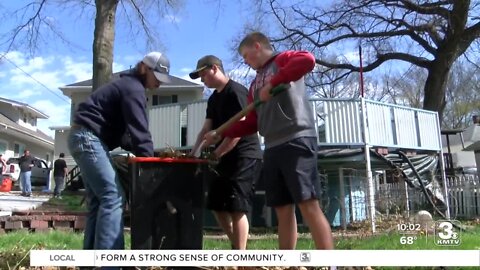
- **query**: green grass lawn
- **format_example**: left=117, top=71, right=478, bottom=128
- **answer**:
left=0, top=225, right=478, bottom=269
left=37, top=192, right=87, bottom=212
left=5, top=194, right=477, bottom=269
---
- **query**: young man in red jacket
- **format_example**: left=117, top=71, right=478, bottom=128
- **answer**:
left=204, top=32, right=334, bottom=250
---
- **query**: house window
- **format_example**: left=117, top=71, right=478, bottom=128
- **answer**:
left=0, top=140, right=7, bottom=154
left=14, top=143, right=25, bottom=157
left=152, top=95, right=178, bottom=106
left=181, top=127, right=187, bottom=147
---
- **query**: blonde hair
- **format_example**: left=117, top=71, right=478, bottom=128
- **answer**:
left=238, top=32, right=273, bottom=52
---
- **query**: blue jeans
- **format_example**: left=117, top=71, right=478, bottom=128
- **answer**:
left=53, top=176, right=65, bottom=196
left=19, top=171, right=32, bottom=194
left=68, top=126, right=125, bottom=252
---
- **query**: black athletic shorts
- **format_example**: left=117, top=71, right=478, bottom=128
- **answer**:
left=206, top=157, right=261, bottom=212
left=263, top=137, right=321, bottom=207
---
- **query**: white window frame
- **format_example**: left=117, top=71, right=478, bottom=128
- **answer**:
left=0, top=139, right=7, bottom=154
left=14, top=142, right=26, bottom=157
left=152, top=95, right=178, bottom=106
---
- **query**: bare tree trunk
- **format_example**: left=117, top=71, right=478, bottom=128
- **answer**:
left=423, top=55, right=454, bottom=123
left=92, top=0, right=119, bottom=92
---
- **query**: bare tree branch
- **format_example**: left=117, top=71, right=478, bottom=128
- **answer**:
left=1, top=0, right=47, bottom=55
left=248, top=0, right=480, bottom=121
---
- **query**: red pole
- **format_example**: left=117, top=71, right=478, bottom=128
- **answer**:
left=359, top=45, right=365, bottom=97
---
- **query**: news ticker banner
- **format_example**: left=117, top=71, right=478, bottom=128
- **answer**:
left=31, top=250, right=480, bottom=267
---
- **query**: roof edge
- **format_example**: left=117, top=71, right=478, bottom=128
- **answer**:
left=0, top=97, right=48, bottom=119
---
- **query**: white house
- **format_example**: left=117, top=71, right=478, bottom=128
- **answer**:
left=50, top=70, right=204, bottom=165
left=0, top=97, right=54, bottom=162
left=459, top=122, right=480, bottom=173
left=441, top=124, right=478, bottom=170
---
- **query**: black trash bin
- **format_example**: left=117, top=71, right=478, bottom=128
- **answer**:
left=129, top=157, right=208, bottom=250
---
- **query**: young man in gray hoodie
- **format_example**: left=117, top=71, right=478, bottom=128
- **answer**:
left=204, top=32, right=334, bottom=250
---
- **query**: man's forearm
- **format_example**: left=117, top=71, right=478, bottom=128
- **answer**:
left=213, top=137, right=241, bottom=158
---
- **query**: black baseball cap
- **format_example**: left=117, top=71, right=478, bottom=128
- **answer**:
left=189, top=55, right=223, bottom=79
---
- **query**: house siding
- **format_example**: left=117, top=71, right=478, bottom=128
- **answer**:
left=0, top=101, right=54, bottom=163
left=0, top=130, right=53, bottom=161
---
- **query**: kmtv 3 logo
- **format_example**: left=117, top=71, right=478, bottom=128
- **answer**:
left=434, top=220, right=461, bottom=246
left=299, top=252, right=311, bottom=263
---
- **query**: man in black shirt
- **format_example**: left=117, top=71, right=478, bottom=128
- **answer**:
left=53, top=153, right=68, bottom=198
left=189, top=55, right=262, bottom=249
left=19, top=149, right=36, bottom=197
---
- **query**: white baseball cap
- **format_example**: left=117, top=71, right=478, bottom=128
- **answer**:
left=142, top=52, right=170, bottom=83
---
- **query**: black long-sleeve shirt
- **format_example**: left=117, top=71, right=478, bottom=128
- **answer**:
left=19, top=155, right=36, bottom=172
left=73, top=73, right=154, bottom=157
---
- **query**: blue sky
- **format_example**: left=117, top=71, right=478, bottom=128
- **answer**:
left=0, top=0, right=257, bottom=137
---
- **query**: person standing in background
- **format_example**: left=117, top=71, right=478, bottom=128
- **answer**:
left=53, top=153, right=68, bottom=198
left=19, top=149, right=36, bottom=197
